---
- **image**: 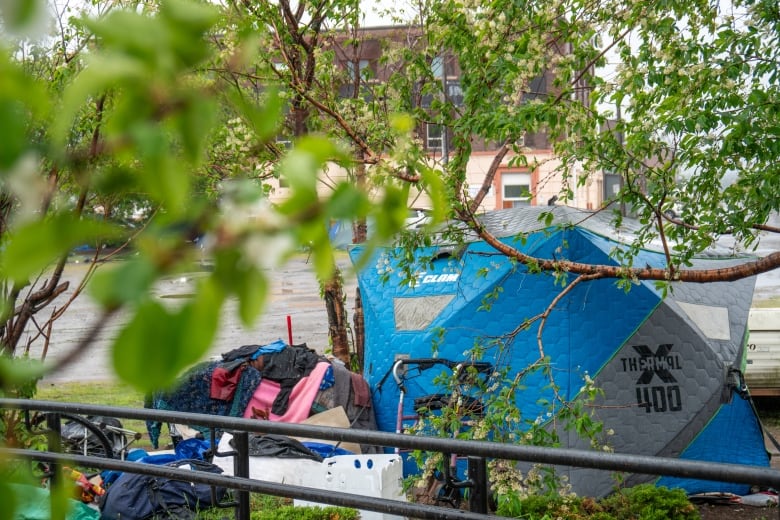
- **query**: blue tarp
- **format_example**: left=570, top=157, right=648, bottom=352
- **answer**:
left=351, top=206, right=769, bottom=497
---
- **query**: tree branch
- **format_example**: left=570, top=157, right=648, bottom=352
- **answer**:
left=468, top=139, right=511, bottom=214
left=461, top=209, right=780, bottom=283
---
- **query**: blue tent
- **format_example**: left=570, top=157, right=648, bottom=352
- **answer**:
left=350, top=206, right=769, bottom=497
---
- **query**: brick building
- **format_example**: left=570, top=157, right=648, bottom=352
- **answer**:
left=264, top=25, right=605, bottom=213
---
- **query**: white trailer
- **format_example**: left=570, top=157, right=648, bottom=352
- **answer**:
left=744, top=308, right=780, bottom=396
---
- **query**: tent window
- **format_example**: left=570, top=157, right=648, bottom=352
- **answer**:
left=394, top=295, right=454, bottom=331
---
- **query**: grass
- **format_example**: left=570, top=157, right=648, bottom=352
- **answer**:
left=36, top=380, right=144, bottom=407
left=35, top=380, right=154, bottom=450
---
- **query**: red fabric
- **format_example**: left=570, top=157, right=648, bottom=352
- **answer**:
left=350, top=372, right=371, bottom=407
left=210, top=366, right=244, bottom=401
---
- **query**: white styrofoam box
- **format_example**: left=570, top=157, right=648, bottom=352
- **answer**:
left=294, top=454, right=406, bottom=520
left=213, top=432, right=323, bottom=482
left=213, top=433, right=406, bottom=520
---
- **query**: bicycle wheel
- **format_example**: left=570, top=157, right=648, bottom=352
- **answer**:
left=30, top=412, right=117, bottom=460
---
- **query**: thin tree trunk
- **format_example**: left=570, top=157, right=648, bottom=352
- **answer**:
left=350, top=160, right=368, bottom=370
left=353, top=288, right=364, bottom=371
left=323, top=272, right=350, bottom=363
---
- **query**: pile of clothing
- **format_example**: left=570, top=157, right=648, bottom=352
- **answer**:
left=146, top=340, right=377, bottom=452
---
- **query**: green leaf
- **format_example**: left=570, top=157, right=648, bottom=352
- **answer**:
left=160, top=0, right=220, bottom=66
left=84, top=11, right=167, bottom=62
left=49, top=477, right=73, bottom=520
left=1, top=215, right=122, bottom=284
left=420, top=166, right=447, bottom=226
left=0, top=55, right=48, bottom=168
left=373, top=183, right=408, bottom=239
left=88, top=258, right=159, bottom=310
left=0, top=99, right=27, bottom=170
left=178, top=96, right=218, bottom=164
left=52, top=54, right=147, bottom=147
left=160, top=0, right=219, bottom=33
left=83, top=0, right=216, bottom=71
left=278, top=135, right=340, bottom=193
left=0, top=0, right=44, bottom=33
left=326, top=183, right=371, bottom=220
left=0, top=356, right=45, bottom=392
left=112, top=302, right=179, bottom=392
left=0, top=481, right=17, bottom=520
left=113, top=290, right=221, bottom=392
left=131, top=126, right=190, bottom=215
left=210, top=246, right=271, bottom=325
left=231, top=87, right=284, bottom=142
left=276, top=136, right=351, bottom=220
left=178, top=277, right=223, bottom=359
left=309, top=235, right=336, bottom=280
left=233, top=267, right=268, bottom=326
left=390, top=112, right=415, bottom=133
left=276, top=151, right=321, bottom=213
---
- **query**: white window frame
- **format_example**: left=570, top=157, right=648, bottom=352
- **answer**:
left=427, top=123, right=443, bottom=153
left=502, top=171, right=531, bottom=207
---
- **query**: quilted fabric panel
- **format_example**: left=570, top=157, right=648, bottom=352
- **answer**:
left=349, top=206, right=763, bottom=497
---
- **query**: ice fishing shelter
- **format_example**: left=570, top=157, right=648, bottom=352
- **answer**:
left=349, top=206, right=770, bottom=498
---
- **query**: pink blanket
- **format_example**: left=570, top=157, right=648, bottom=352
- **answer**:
left=243, top=361, right=330, bottom=422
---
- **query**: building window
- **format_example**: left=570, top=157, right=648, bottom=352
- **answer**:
left=346, top=59, right=371, bottom=79
left=431, top=56, right=444, bottom=78
left=446, top=80, right=463, bottom=106
left=427, top=124, right=443, bottom=153
left=340, top=59, right=375, bottom=99
left=523, top=74, right=547, bottom=102
left=276, top=136, right=292, bottom=150
left=502, top=172, right=531, bottom=207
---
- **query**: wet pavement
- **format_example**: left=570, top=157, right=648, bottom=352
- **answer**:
left=31, top=212, right=780, bottom=384
left=35, top=253, right=358, bottom=384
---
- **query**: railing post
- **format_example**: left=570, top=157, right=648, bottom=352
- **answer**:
left=232, top=431, right=251, bottom=520
left=46, top=413, right=62, bottom=487
left=45, top=412, right=63, bottom=519
left=467, top=456, right=488, bottom=514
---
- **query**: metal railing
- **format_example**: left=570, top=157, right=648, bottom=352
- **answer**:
left=2, top=398, right=780, bottom=520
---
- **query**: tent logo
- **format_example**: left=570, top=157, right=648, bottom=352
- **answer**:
left=620, top=344, right=683, bottom=414
left=628, top=344, right=680, bottom=384
left=414, top=272, right=460, bottom=285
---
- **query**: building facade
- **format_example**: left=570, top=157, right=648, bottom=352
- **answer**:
left=264, top=25, right=605, bottom=214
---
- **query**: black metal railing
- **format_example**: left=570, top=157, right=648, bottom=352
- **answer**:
left=2, top=398, right=780, bottom=520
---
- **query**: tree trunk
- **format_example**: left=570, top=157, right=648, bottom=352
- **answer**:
left=353, top=288, right=364, bottom=372
left=350, top=160, right=368, bottom=370
left=323, top=270, right=350, bottom=364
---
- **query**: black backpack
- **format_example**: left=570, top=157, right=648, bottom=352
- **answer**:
left=99, top=459, right=228, bottom=520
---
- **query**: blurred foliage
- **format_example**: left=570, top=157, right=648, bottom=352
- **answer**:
left=495, top=484, right=698, bottom=519
left=1, top=0, right=780, bottom=516
left=0, top=0, right=423, bottom=394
